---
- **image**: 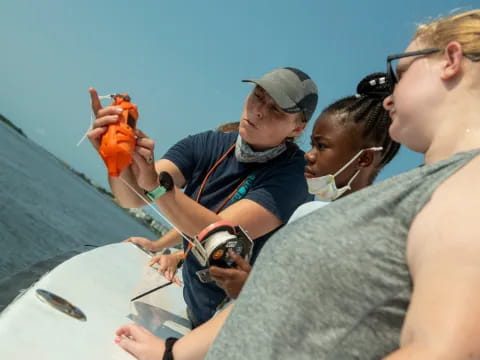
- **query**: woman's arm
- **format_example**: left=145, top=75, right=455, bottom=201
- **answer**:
left=385, top=157, right=480, bottom=359
left=151, top=229, right=183, bottom=251
left=109, top=158, right=186, bottom=208
left=115, top=304, right=234, bottom=360
left=125, top=228, right=184, bottom=252
left=173, top=304, right=233, bottom=359
left=154, top=190, right=282, bottom=239
left=89, top=88, right=284, bottom=239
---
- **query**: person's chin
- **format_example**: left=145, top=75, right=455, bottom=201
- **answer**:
left=239, top=126, right=254, bottom=142
left=388, top=121, right=403, bottom=143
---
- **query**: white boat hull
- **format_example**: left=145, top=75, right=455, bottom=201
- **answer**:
left=0, top=243, right=189, bottom=359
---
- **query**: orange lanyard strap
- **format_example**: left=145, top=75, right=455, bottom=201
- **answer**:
left=196, top=142, right=250, bottom=213
left=213, top=176, right=249, bottom=213
left=185, top=142, right=250, bottom=253
left=195, top=143, right=236, bottom=205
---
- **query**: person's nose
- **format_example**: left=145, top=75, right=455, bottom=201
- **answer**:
left=304, top=149, right=315, bottom=164
left=253, top=102, right=264, bottom=120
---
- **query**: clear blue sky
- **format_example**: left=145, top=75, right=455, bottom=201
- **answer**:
left=0, top=1, right=472, bottom=189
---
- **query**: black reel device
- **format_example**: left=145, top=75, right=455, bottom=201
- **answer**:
left=191, top=221, right=253, bottom=283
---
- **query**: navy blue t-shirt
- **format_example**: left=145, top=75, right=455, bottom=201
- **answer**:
left=162, top=130, right=313, bottom=325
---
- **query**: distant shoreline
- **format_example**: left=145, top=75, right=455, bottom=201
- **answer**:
left=0, top=114, right=27, bottom=138
left=0, top=114, right=168, bottom=238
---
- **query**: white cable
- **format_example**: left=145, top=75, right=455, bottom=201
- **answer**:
left=118, top=175, right=196, bottom=248
left=203, top=231, right=236, bottom=258
left=76, top=94, right=114, bottom=146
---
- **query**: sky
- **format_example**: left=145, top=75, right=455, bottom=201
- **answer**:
left=0, top=0, right=473, bottom=192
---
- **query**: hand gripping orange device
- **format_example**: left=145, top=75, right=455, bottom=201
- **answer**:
left=99, top=94, right=139, bottom=177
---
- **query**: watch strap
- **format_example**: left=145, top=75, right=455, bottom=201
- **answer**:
left=144, top=171, right=174, bottom=201
left=163, top=337, right=179, bottom=360
left=145, top=185, right=167, bottom=201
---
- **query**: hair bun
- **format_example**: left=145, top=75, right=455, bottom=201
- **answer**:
left=356, top=72, right=391, bottom=100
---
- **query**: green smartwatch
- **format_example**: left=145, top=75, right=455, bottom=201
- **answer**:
left=144, top=171, right=174, bottom=201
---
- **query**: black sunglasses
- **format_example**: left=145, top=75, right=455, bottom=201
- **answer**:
left=386, top=48, right=442, bottom=93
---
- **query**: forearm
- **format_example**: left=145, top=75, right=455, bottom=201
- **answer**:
left=384, top=346, right=426, bottom=360
left=151, top=229, right=183, bottom=252
left=155, top=188, right=221, bottom=238
left=383, top=344, right=462, bottom=360
left=173, top=304, right=233, bottom=360
left=109, top=166, right=146, bottom=208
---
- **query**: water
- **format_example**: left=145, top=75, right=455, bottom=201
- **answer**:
left=0, top=121, right=159, bottom=311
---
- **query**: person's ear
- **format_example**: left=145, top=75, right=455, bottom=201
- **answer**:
left=441, top=41, right=464, bottom=81
left=358, top=150, right=375, bottom=168
left=289, top=121, right=306, bottom=137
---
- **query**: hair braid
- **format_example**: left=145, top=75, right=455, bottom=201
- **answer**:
left=322, top=72, right=401, bottom=180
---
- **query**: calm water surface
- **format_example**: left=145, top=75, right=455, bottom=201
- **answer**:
left=0, top=121, right=157, bottom=310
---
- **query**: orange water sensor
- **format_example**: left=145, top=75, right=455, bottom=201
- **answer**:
left=99, top=94, right=139, bottom=177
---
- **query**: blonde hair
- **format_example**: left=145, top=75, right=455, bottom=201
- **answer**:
left=217, top=122, right=240, bottom=133
left=414, top=10, right=480, bottom=61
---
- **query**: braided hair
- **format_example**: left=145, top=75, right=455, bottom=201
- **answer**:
left=322, top=72, right=400, bottom=180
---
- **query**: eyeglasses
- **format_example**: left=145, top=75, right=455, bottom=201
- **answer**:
left=386, top=48, right=442, bottom=93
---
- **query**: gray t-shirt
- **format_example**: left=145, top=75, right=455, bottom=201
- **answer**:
left=206, top=149, right=480, bottom=360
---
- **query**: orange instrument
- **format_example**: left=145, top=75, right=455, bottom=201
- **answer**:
left=99, top=94, right=138, bottom=177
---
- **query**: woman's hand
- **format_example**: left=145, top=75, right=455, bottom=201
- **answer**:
left=123, top=236, right=157, bottom=252
left=87, top=88, right=123, bottom=150
left=131, top=129, right=159, bottom=191
left=149, top=252, right=183, bottom=286
left=115, top=323, right=165, bottom=360
left=88, top=88, right=158, bottom=190
left=209, top=251, right=252, bottom=299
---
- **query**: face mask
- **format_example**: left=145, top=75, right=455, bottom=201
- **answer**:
left=235, top=135, right=287, bottom=163
left=306, top=147, right=383, bottom=201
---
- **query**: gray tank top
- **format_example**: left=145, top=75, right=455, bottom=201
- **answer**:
left=206, top=149, right=480, bottom=360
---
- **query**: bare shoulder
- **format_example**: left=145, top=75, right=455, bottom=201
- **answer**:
left=401, top=154, right=480, bottom=356
left=407, top=153, right=480, bottom=269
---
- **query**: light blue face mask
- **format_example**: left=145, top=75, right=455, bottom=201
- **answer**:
left=306, top=147, right=383, bottom=201
left=234, top=135, right=287, bottom=163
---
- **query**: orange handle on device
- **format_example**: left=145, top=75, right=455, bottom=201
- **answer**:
left=99, top=94, right=139, bottom=177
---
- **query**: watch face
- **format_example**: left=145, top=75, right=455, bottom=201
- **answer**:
left=159, top=171, right=174, bottom=191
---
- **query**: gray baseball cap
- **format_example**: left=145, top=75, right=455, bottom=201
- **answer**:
left=242, top=67, right=318, bottom=121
